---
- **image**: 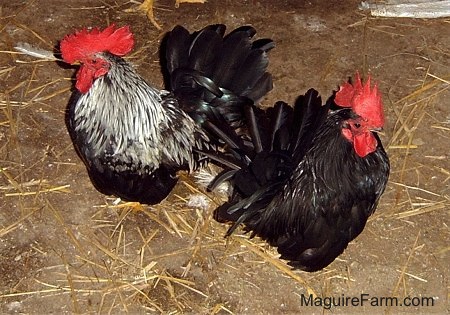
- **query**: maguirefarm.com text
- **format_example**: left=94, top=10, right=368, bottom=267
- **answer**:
left=300, top=293, right=436, bottom=310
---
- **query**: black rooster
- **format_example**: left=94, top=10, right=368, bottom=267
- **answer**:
left=208, top=74, right=390, bottom=271
left=60, top=24, right=273, bottom=204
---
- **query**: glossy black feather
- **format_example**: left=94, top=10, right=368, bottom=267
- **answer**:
left=165, top=24, right=274, bottom=129
left=208, top=89, right=390, bottom=272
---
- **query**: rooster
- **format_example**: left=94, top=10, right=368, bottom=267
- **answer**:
left=59, top=24, right=273, bottom=204
left=208, top=73, right=390, bottom=272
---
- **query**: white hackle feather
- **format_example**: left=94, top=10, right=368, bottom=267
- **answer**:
left=193, top=167, right=230, bottom=195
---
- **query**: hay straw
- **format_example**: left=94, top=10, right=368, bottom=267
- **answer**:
left=27, top=78, right=65, bottom=94
left=0, top=288, right=72, bottom=298
left=394, top=202, right=447, bottom=219
left=75, top=255, right=108, bottom=272
left=4, top=81, right=26, bottom=95
left=1, top=92, right=18, bottom=146
left=4, top=184, right=70, bottom=196
left=67, top=5, right=107, bottom=10
left=13, top=22, right=53, bottom=48
left=0, top=166, right=23, bottom=193
left=89, top=237, right=135, bottom=268
left=390, top=231, right=421, bottom=300
left=234, top=237, right=317, bottom=297
left=23, top=226, right=210, bottom=311
left=45, top=199, right=86, bottom=256
left=0, top=66, right=15, bottom=76
left=162, top=209, right=184, bottom=238
left=426, top=73, right=450, bottom=85
left=390, top=181, right=442, bottom=197
left=0, top=207, right=41, bottom=238
left=368, top=25, right=405, bottom=37
left=393, top=75, right=450, bottom=105
left=210, top=303, right=234, bottom=314
left=388, top=144, right=418, bottom=149
left=395, top=269, right=428, bottom=283
left=139, top=206, right=176, bottom=234
left=60, top=254, right=81, bottom=313
left=0, top=99, right=29, bottom=108
left=31, top=86, right=71, bottom=103
left=431, top=125, right=450, bottom=131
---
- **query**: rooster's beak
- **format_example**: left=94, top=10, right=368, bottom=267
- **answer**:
left=370, top=127, right=384, bottom=135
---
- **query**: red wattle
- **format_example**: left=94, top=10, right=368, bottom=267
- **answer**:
left=75, top=65, right=95, bottom=94
left=353, top=132, right=377, bottom=158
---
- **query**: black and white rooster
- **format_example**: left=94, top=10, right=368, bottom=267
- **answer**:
left=60, top=24, right=273, bottom=204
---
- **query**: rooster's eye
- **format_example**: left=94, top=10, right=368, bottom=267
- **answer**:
left=353, top=122, right=361, bottom=128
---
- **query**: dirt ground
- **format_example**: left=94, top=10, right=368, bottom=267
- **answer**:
left=1, top=0, right=449, bottom=314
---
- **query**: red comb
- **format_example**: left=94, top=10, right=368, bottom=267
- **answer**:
left=335, top=72, right=384, bottom=128
left=60, top=24, right=134, bottom=64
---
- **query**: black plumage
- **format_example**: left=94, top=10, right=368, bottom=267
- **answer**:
left=208, top=88, right=390, bottom=272
left=62, top=24, right=273, bottom=204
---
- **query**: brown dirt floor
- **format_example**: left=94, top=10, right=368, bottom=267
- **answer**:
left=1, top=0, right=449, bottom=314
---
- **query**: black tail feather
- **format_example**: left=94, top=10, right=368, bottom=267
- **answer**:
left=290, top=89, right=330, bottom=164
left=244, top=105, right=264, bottom=154
left=163, top=24, right=273, bottom=134
left=187, top=28, right=223, bottom=77
left=164, top=25, right=191, bottom=76
left=267, top=101, right=291, bottom=151
left=165, top=24, right=226, bottom=77
left=207, top=169, right=238, bottom=192
left=212, top=29, right=254, bottom=88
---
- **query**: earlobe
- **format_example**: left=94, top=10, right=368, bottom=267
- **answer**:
left=94, top=67, right=109, bottom=78
left=342, top=128, right=353, bottom=142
